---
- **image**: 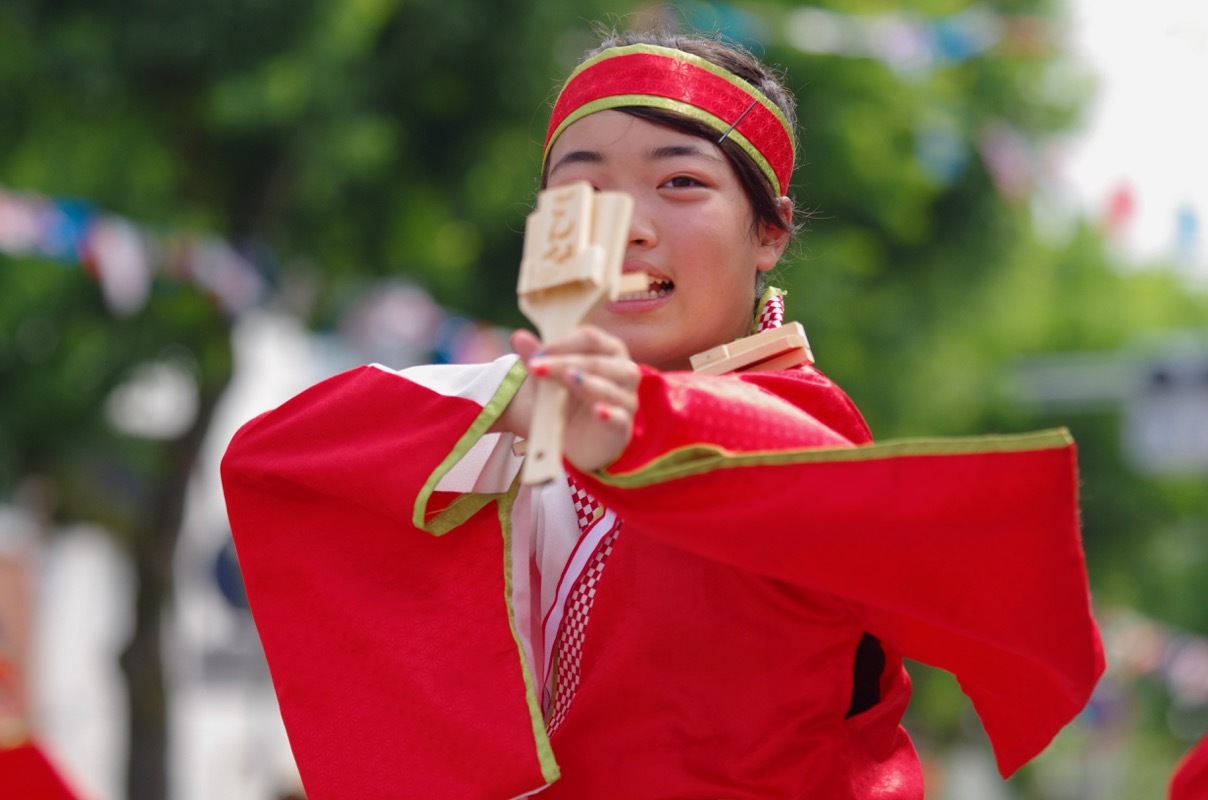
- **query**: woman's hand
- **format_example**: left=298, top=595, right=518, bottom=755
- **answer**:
left=498, top=325, right=640, bottom=474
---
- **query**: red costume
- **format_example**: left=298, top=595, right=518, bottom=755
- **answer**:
left=0, top=740, right=82, bottom=800
left=222, top=42, right=1103, bottom=799
left=1171, top=735, right=1208, bottom=800
left=221, top=344, right=1104, bottom=799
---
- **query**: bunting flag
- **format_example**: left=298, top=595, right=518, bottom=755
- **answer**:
left=1102, top=609, right=1208, bottom=709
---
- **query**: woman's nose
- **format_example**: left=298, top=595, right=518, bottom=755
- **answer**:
left=628, top=200, right=657, bottom=248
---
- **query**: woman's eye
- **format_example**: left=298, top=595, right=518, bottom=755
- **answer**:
left=663, top=175, right=702, bottom=189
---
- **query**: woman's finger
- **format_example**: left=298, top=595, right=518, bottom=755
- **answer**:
left=553, top=352, right=639, bottom=386
left=590, top=401, right=631, bottom=430
left=561, top=365, right=638, bottom=413
left=510, top=328, right=543, bottom=359
left=534, top=325, right=629, bottom=359
left=561, top=399, right=634, bottom=473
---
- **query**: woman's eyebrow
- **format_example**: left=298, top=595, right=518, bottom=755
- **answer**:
left=548, top=149, right=604, bottom=178
left=649, top=143, right=725, bottom=163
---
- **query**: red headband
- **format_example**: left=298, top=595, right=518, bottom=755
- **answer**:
left=544, top=44, right=796, bottom=196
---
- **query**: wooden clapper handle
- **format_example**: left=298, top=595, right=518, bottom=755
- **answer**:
left=516, top=181, right=647, bottom=484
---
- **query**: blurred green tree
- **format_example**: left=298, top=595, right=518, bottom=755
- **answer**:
left=0, top=0, right=628, bottom=796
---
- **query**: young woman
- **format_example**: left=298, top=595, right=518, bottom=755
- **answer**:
left=221, top=31, right=1104, bottom=800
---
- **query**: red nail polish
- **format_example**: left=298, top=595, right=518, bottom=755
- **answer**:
left=594, top=404, right=611, bottom=422
left=531, top=361, right=549, bottom=377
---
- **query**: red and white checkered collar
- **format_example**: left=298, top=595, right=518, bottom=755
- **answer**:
left=755, top=287, right=787, bottom=333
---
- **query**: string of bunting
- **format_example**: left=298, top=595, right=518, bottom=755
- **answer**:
left=770, top=4, right=1204, bottom=272
left=0, top=186, right=266, bottom=318
left=0, top=185, right=510, bottom=365
left=778, top=5, right=1054, bottom=73
left=1085, top=607, right=1208, bottom=740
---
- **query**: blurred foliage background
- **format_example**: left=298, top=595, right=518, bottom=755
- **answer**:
left=0, top=0, right=1205, bottom=798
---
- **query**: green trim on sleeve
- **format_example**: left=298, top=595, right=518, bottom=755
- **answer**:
left=595, top=428, right=1074, bottom=489
left=413, top=360, right=529, bottom=535
left=497, top=484, right=561, bottom=785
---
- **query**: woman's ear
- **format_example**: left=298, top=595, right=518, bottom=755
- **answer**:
left=755, top=196, right=794, bottom=273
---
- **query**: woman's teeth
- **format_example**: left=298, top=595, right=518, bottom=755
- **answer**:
left=619, top=280, right=673, bottom=301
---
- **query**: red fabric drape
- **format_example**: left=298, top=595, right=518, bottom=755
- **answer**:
left=0, top=741, right=81, bottom=800
left=222, top=366, right=553, bottom=800
left=577, top=367, right=1105, bottom=778
left=222, top=362, right=1104, bottom=796
left=1171, top=735, right=1208, bottom=800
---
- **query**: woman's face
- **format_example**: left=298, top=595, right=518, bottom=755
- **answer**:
left=544, top=110, right=788, bottom=371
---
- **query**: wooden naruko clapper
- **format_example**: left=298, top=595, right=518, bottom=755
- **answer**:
left=516, top=181, right=647, bottom=484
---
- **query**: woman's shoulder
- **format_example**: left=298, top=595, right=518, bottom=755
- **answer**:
left=736, top=364, right=874, bottom=445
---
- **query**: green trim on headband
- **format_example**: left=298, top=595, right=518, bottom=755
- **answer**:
left=546, top=94, right=782, bottom=195
left=565, top=43, right=796, bottom=153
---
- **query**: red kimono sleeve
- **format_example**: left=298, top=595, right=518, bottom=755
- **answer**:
left=571, top=365, right=1106, bottom=778
left=220, top=360, right=558, bottom=800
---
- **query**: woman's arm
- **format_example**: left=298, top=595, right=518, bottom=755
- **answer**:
left=219, top=357, right=559, bottom=799
left=223, top=356, right=526, bottom=533
left=509, top=321, right=1100, bottom=778
left=500, top=322, right=873, bottom=472
left=565, top=364, right=1102, bottom=779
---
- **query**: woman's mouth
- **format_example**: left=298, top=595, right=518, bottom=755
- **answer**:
left=617, top=279, right=674, bottom=301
